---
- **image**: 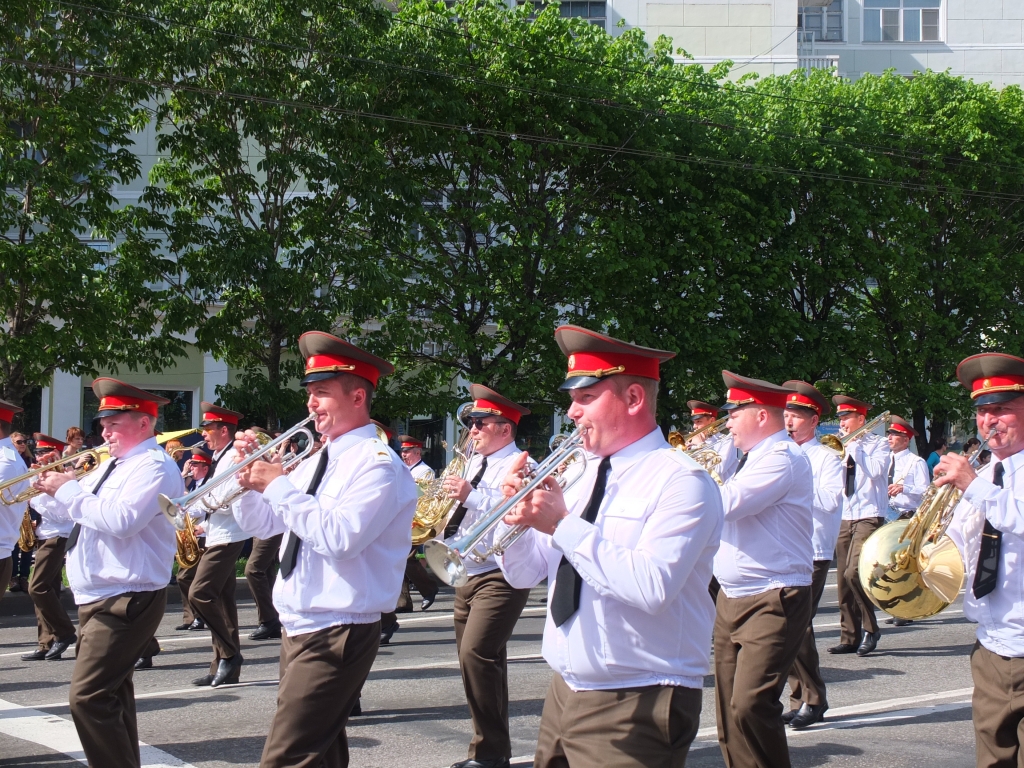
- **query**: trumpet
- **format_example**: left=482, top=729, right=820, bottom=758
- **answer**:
left=158, top=416, right=316, bottom=531
left=423, top=427, right=588, bottom=587
left=0, top=446, right=109, bottom=505
left=819, top=411, right=891, bottom=459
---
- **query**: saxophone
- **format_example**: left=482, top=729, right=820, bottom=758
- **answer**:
left=17, top=509, right=35, bottom=551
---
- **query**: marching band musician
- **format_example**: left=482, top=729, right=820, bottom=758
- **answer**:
left=830, top=395, right=892, bottom=657
left=686, top=399, right=740, bottom=481
left=497, top=326, right=723, bottom=768
left=245, top=427, right=284, bottom=642
left=31, top=378, right=183, bottom=768
left=400, top=434, right=436, bottom=481
left=174, top=443, right=213, bottom=632
left=885, top=415, right=929, bottom=520
left=0, top=399, right=28, bottom=608
left=713, top=372, right=813, bottom=768
left=22, top=434, right=77, bottom=662
left=234, top=331, right=418, bottom=768
left=441, top=384, right=533, bottom=768
left=780, top=381, right=844, bottom=729
left=186, top=403, right=252, bottom=687
left=938, top=353, right=1024, bottom=768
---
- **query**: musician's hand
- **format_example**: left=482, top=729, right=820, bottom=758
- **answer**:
left=32, top=450, right=60, bottom=468
left=887, top=483, right=904, bottom=497
left=502, top=473, right=567, bottom=536
left=444, top=476, right=473, bottom=504
left=500, top=452, right=532, bottom=499
left=934, top=452, right=977, bottom=491
left=237, top=460, right=284, bottom=493
left=32, top=468, right=76, bottom=496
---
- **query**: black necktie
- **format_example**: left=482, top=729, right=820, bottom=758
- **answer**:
left=735, top=452, right=748, bottom=474
left=65, top=459, right=118, bottom=551
left=888, top=456, right=895, bottom=485
left=551, top=457, right=611, bottom=627
left=845, top=456, right=856, bottom=498
left=444, top=457, right=488, bottom=539
left=973, top=462, right=1004, bottom=599
left=280, top=448, right=331, bottom=579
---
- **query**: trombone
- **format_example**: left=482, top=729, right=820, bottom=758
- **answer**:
left=158, top=416, right=317, bottom=531
left=819, top=411, right=891, bottom=459
left=0, top=445, right=109, bottom=506
left=423, top=426, right=588, bottom=588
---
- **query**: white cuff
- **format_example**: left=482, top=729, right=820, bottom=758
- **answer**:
left=54, top=479, right=84, bottom=507
left=551, top=514, right=591, bottom=557
left=263, top=475, right=297, bottom=508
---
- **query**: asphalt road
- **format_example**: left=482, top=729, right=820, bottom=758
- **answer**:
left=0, top=573, right=977, bottom=767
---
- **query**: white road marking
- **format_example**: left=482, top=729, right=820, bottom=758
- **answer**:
left=0, top=696, right=197, bottom=766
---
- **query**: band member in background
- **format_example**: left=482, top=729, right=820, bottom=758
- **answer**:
left=713, top=372, right=813, bottom=768
left=0, top=400, right=28, bottom=608
left=781, top=381, right=844, bottom=729
left=235, top=331, right=417, bottom=768
left=938, top=353, right=1024, bottom=768
left=830, top=396, right=891, bottom=657
left=22, top=434, right=77, bottom=661
left=32, top=379, right=183, bottom=768
left=686, top=400, right=740, bottom=481
left=497, top=326, right=721, bottom=768
left=441, top=384, right=532, bottom=768
left=886, top=416, right=929, bottom=520
left=400, top=435, right=436, bottom=481
left=174, top=443, right=212, bottom=632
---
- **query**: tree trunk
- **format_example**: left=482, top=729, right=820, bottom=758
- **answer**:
left=265, top=336, right=283, bottom=432
left=911, top=407, right=929, bottom=456
left=927, top=418, right=948, bottom=454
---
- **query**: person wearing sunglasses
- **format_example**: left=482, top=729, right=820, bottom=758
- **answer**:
left=399, top=435, right=435, bottom=482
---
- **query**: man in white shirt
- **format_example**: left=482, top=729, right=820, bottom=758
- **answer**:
left=439, top=384, right=532, bottom=768
left=400, top=435, right=436, bottom=481
left=937, top=352, right=1024, bottom=768
left=781, top=381, right=844, bottom=730
left=173, top=443, right=213, bottom=632
left=234, top=331, right=417, bottom=768
left=713, top=372, right=813, bottom=768
left=885, top=415, right=929, bottom=520
left=497, top=326, right=722, bottom=768
left=830, top=395, right=892, bottom=657
left=0, top=399, right=28, bottom=609
left=33, top=379, right=184, bottom=768
left=22, top=434, right=77, bottom=662
left=686, top=399, right=739, bottom=482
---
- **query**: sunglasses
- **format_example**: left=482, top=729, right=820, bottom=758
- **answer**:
left=466, top=418, right=499, bottom=430
left=13, top=439, right=26, bottom=446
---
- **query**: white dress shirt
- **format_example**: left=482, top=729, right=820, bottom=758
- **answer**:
left=798, top=441, right=844, bottom=561
left=451, top=441, right=525, bottom=577
left=236, top=424, right=418, bottom=636
left=709, top=432, right=740, bottom=483
left=948, top=451, right=1024, bottom=657
left=497, top=428, right=723, bottom=692
left=841, top=433, right=892, bottom=520
left=187, top=444, right=250, bottom=547
left=32, top=493, right=74, bottom=540
left=0, top=437, right=27, bottom=551
left=714, top=429, right=814, bottom=598
left=39, top=437, right=184, bottom=604
left=887, top=449, right=929, bottom=515
left=410, top=461, right=436, bottom=482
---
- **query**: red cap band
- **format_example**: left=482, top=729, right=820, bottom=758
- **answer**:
left=0, top=407, right=14, bottom=422
left=473, top=398, right=523, bottom=425
left=35, top=437, right=64, bottom=449
left=99, top=395, right=159, bottom=418
left=691, top=407, right=717, bottom=417
left=786, top=393, right=821, bottom=413
left=305, top=354, right=381, bottom=387
left=565, top=351, right=660, bottom=383
left=190, top=454, right=212, bottom=464
left=888, top=423, right=913, bottom=436
left=727, top=387, right=788, bottom=409
left=202, top=411, right=239, bottom=426
left=836, top=403, right=868, bottom=417
left=401, top=440, right=422, bottom=448
left=972, top=374, right=1024, bottom=399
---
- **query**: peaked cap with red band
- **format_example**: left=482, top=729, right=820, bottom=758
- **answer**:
left=720, top=371, right=791, bottom=410
left=298, top=331, right=395, bottom=388
left=33, top=433, right=67, bottom=451
left=398, top=434, right=423, bottom=448
left=200, top=401, right=243, bottom=427
left=555, top=325, right=675, bottom=391
left=0, top=399, right=22, bottom=424
left=189, top=442, right=214, bottom=464
left=372, top=420, right=395, bottom=442
left=956, top=352, right=1024, bottom=407
left=687, top=400, right=720, bottom=417
left=92, top=378, right=169, bottom=419
left=782, top=380, right=831, bottom=416
left=832, top=395, right=871, bottom=417
left=886, top=415, right=917, bottom=438
left=465, top=384, right=530, bottom=425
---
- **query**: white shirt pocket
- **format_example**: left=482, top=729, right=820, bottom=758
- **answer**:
left=597, top=496, right=651, bottom=550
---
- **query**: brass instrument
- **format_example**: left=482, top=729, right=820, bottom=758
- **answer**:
left=424, top=427, right=588, bottom=587
left=175, top=518, right=202, bottom=569
left=411, top=403, right=476, bottom=546
left=859, top=434, right=990, bottom=620
left=667, top=416, right=728, bottom=450
left=0, top=446, right=109, bottom=505
left=17, top=509, right=35, bottom=551
left=668, top=416, right=728, bottom=485
left=819, top=411, right=891, bottom=458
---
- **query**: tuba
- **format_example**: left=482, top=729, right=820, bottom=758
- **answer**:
left=411, top=403, right=476, bottom=546
left=858, top=434, right=989, bottom=620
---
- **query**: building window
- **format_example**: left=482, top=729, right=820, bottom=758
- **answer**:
left=525, top=1, right=607, bottom=29
left=798, top=1, right=844, bottom=43
left=864, top=0, right=941, bottom=43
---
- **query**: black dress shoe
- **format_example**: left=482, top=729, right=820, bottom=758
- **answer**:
left=827, top=643, right=858, bottom=654
left=421, top=594, right=436, bottom=611
left=135, top=656, right=153, bottom=670
left=449, top=759, right=511, bottom=768
left=174, top=622, right=193, bottom=631
left=781, top=707, right=801, bottom=724
left=789, top=702, right=828, bottom=730
left=21, top=649, right=48, bottom=661
left=249, top=622, right=282, bottom=641
left=380, top=623, right=398, bottom=645
left=893, top=618, right=913, bottom=627
left=210, top=654, right=243, bottom=687
left=44, top=637, right=75, bottom=660
left=188, top=618, right=206, bottom=631
left=192, top=674, right=215, bottom=687
left=350, top=699, right=362, bottom=717
left=857, top=631, right=881, bottom=656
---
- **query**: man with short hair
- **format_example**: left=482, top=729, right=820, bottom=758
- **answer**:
left=497, top=326, right=723, bottom=768
left=174, top=443, right=213, bottom=632
left=686, top=400, right=739, bottom=481
left=780, top=381, right=844, bottom=729
left=0, top=401, right=28, bottom=608
left=235, top=331, right=417, bottom=768
left=33, top=379, right=184, bottom=768
left=400, top=435, right=435, bottom=482
left=885, top=416, right=929, bottom=520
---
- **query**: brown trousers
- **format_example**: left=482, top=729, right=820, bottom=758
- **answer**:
left=190, top=540, right=246, bottom=671
left=836, top=517, right=883, bottom=643
left=787, top=560, right=831, bottom=708
left=715, top=586, right=812, bottom=768
left=245, top=534, right=281, bottom=626
left=29, top=536, right=75, bottom=650
left=71, top=590, right=167, bottom=768
left=176, top=541, right=205, bottom=624
left=971, top=641, right=1024, bottom=768
left=260, top=622, right=380, bottom=768
left=535, top=674, right=702, bottom=768
left=454, top=568, right=531, bottom=760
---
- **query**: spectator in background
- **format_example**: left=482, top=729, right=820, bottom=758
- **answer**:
left=926, top=435, right=948, bottom=478
left=978, top=449, right=992, bottom=467
left=10, top=432, right=33, bottom=466
left=63, top=427, right=85, bottom=457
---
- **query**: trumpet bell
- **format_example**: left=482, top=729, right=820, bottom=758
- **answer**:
left=818, top=434, right=844, bottom=454
left=423, top=538, right=469, bottom=587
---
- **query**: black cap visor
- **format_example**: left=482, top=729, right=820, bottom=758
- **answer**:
left=974, top=391, right=1024, bottom=407
left=559, top=375, right=605, bottom=392
left=785, top=402, right=819, bottom=414
left=300, top=370, right=346, bottom=387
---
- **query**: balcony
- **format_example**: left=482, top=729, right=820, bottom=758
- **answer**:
left=798, top=55, right=840, bottom=75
